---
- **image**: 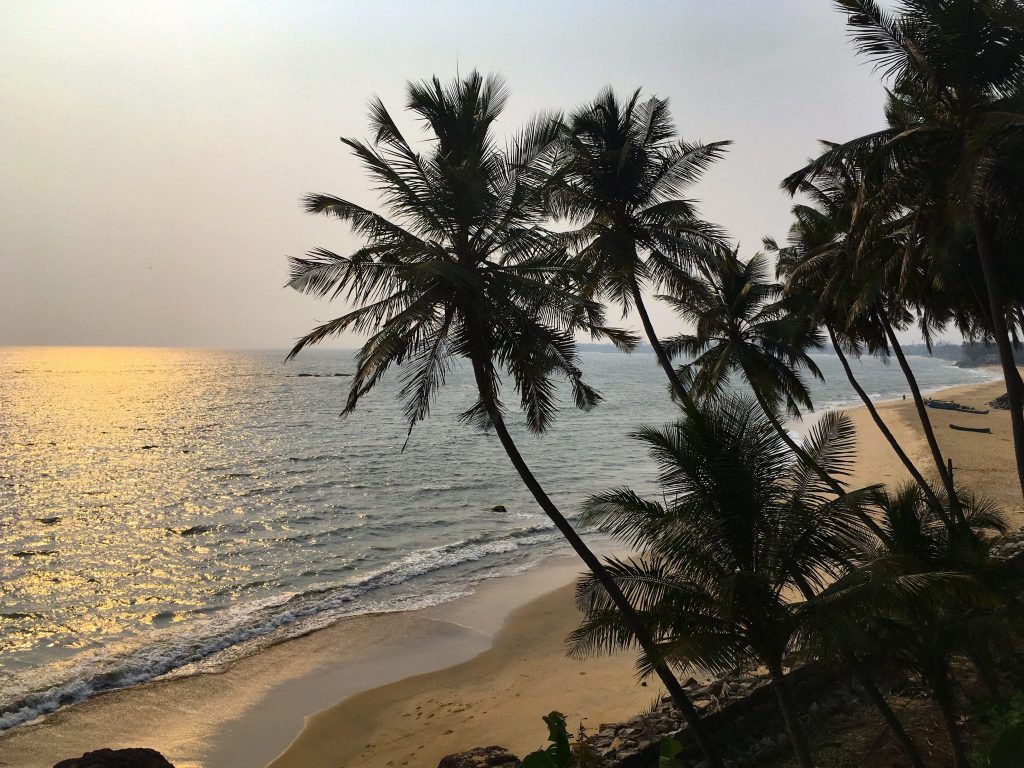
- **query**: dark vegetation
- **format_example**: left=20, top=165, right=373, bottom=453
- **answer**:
left=287, top=2, right=1024, bottom=765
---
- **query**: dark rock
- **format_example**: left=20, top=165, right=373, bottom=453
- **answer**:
left=53, top=748, right=175, bottom=768
left=490, top=505, right=507, bottom=513
left=991, top=393, right=1010, bottom=410
left=437, top=746, right=520, bottom=768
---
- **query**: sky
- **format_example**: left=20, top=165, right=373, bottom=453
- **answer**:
left=0, top=1, right=894, bottom=349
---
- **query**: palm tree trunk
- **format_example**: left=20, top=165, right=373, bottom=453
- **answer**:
left=848, top=661, right=926, bottom=768
left=790, top=579, right=924, bottom=768
left=924, top=666, right=969, bottom=768
left=628, top=277, right=696, bottom=410
left=827, top=324, right=945, bottom=512
left=967, top=647, right=1003, bottom=702
left=465, top=354, right=722, bottom=768
left=766, top=662, right=815, bottom=768
left=878, top=310, right=963, bottom=523
left=971, top=204, right=1024, bottom=502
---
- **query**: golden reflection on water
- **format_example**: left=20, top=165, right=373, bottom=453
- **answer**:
left=1, top=347, right=240, bottom=658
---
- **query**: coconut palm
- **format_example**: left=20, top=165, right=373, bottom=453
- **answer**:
left=659, top=247, right=935, bottom=765
left=784, top=0, right=1024, bottom=500
left=569, top=396, right=875, bottom=768
left=285, top=72, right=722, bottom=767
left=774, top=158, right=974, bottom=524
left=806, top=483, right=1008, bottom=768
left=548, top=87, right=730, bottom=405
left=662, top=247, right=830, bottom=460
left=769, top=174, right=954, bottom=517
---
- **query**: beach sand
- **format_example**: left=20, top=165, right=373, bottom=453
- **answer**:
left=2, top=373, right=1019, bottom=768
left=843, top=373, right=1022, bottom=521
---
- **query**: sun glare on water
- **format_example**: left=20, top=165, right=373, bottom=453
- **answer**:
left=1, top=347, right=248, bottom=661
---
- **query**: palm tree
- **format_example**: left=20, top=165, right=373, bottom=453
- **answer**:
left=658, top=247, right=934, bottom=766
left=661, top=248, right=828, bottom=457
left=285, top=72, right=722, bottom=768
left=784, top=0, right=1024, bottom=501
left=569, top=396, right=875, bottom=768
left=769, top=175, right=953, bottom=517
left=807, top=483, right=1007, bottom=768
left=548, top=87, right=730, bottom=405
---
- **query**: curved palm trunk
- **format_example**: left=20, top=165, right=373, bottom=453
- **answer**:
left=848, top=662, right=926, bottom=768
left=766, top=662, right=815, bottom=768
left=827, top=324, right=945, bottom=513
left=878, top=311, right=963, bottom=523
left=628, top=277, right=696, bottom=410
left=466, top=355, right=723, bottom=768
left=971, top=205, right=1024, bottom=503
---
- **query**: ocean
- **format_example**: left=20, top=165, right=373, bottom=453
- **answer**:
left=0, top=346, right=996, bottom=731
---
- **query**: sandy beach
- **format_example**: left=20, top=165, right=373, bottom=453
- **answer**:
left=1, top=372, right=1018, bottom=768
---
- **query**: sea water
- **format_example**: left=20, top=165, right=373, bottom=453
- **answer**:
left=0, top=346, right=996, bottom=729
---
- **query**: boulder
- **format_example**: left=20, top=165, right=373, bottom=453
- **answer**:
left=53, top=748, right=175, bottom=768
left=991, top=392, right=1010, bottom=410
left=437, top=746, right=520, bottom=768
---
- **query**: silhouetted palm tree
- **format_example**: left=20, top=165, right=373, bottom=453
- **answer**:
left=549, top=87, right=730, bottom=405
left=285, top=72, right=722, bottom=767
left=769, top=175, right=953, bottom=517
left=569, top=397, right=875, bottom=768
left=807, top=483, right=1007, bottom=768
left=784, top=0, right=1024, bottom=501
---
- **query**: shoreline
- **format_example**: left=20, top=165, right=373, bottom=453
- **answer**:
left=0, top=553, right=649, bottom=768
left=2, top=371, right=1017, bottom=768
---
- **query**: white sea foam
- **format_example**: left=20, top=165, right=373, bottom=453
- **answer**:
left=0, top=524, right=561, bottom=731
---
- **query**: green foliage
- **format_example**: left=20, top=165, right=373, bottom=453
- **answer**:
left=571, top=721, right=603, bottom=768
left=571, top=396, right=871, bottom=676
left=974, top=692, right=1024, bottom=768
left=808, top=745, right=859, bottom=768
left=658, top=738, right=684, bottom=768
left=522, top=712, right=572, bottom=768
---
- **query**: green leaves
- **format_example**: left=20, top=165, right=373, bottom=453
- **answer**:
left=663, top=246, right=825, bottom=420
left=521, top=712, right=572, bottom=768
left=659, top=738, right=685, bottom=768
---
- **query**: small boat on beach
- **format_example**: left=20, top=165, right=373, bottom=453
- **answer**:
left=949, top=423, right=992, bottom=434
left=925, top=398, right=989, bottom=415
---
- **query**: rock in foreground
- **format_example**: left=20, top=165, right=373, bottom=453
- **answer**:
left=437, top=746, right=520, bottom=768
left=53, top=748, right=175, bottom=768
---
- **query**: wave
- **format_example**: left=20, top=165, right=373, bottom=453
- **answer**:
left=0, top=523, right=561, bottom=732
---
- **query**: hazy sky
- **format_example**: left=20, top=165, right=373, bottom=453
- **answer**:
left=0, top=1, right=890, bottom=349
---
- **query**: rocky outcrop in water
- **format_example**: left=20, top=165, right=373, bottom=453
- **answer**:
left=53, top=748, right=175, bottom=768
left=437, top=746, right=520, bottom=768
